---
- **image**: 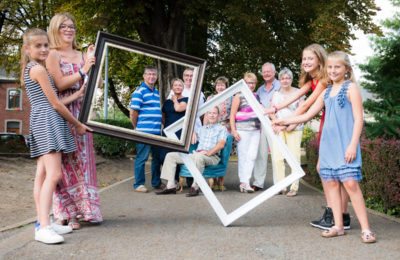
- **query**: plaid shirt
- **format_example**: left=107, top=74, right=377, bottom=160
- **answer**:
left=195, top=123, right=228, bottom=153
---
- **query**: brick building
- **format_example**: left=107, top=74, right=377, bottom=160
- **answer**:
left=0, top=70, right=31, bottom=136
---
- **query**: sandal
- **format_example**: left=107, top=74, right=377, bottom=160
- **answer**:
left=54, top=218, right=67, bottom=226
left=68, top=218, right=81, bottom=230
left=361, top=230, right=376, bottom=243
left=321, top=226, right=345, bottom=238
left=286, top=190, right=297, bottom=197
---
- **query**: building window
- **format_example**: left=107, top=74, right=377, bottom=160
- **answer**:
left=6, top=88, right=22, bottom=110
left=5, top=120, right=22, bottom=134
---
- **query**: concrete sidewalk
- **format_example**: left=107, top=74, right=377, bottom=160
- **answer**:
left=0, top=162, right=399, bottom=259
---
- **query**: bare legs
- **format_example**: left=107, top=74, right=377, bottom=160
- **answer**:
left=325, top=180, right=344, bottom=228
left=317, top=158, right=350, bottom=214
left=324, top=179, right=372, bottom=239
left=34, top=152, right=62, bottom=227
left=342, top=180, right=370, bottom=231
left=33, top=157, right=46, bottom=221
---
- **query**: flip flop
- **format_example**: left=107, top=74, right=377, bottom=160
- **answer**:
left=361, top=230, right=376, bottom=243
left=321, top=226, right=345, bottom=238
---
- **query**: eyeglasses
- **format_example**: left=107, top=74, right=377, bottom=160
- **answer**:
left=59, top=24, right=76, bottom=31
left=245, top=82, right=257, bottom=85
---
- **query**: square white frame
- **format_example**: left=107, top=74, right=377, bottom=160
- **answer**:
left=164, top=79, right=305, bottom=226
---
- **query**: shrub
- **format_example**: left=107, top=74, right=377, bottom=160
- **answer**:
left=304, top=133, right=322, bottom=189
left=360, top=135, right=400, bottom=216
left=93, top=119, right=136, bottom=158
left=304, top=132, right=400, bottom=217
left=301, top=125, right=315, bottom=148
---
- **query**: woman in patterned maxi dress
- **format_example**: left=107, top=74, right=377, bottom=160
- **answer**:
left=47, top=13, right=102, bottom=228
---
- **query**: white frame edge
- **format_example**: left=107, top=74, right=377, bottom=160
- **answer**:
left=165, top=79, right=305, bottom=226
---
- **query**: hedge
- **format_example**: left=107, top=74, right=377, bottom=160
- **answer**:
left=93, top=119, right=136, bottom=158
left=305, top=132, right=400, bottom=217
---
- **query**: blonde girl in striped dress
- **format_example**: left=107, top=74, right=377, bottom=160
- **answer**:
left=21, top=28, right=91, bottom=244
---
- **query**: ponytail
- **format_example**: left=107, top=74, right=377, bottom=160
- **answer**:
left=20, top=46, right=30, bottom=86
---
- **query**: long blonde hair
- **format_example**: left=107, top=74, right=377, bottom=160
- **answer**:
left=48, top=12, right=79, bottom=50
left=20, top=28, right=48, bottom=86
left=327, top=51, right=356, bottom=84
left=299, top=43, right=327, bottom=87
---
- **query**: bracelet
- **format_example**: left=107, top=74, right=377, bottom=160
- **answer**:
left=78, top=68, right=86, bottom=79
left=273, top=105, right=278, bottom=113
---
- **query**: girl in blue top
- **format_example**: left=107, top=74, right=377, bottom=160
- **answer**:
left=275, top=51, right=375, bottom=243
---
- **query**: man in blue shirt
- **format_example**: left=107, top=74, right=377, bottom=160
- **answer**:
left=155, top=106, right=228, bottom=197
left=252, top=62, right=281, bottom=191
left=130, top=65, right=163, bottom=192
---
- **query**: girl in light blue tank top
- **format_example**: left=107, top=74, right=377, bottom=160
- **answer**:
left=319, top=80, right=362, bottom=181
left=274, top=51, right=375, bottom=243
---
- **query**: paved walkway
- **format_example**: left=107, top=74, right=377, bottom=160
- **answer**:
left=0, top=162, right=399, bottom=259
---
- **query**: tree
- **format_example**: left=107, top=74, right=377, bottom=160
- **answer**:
left=0, top=0, right=63, bottom=75
left=359, top=0, right=400, bottom=138
left=1, top=0, right=381, bottom=113
left=59, top=0, right=381, bottom=110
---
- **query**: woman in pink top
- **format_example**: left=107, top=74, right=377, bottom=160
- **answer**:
left=230, top=73, right=261, bottom=193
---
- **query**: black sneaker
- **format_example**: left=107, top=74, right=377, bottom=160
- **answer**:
left=310, top=207, right=334, bottom=230
left=343, top=212, right=351, bottom=230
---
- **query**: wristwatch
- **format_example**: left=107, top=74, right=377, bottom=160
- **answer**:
left=78, top=68, right=86, bottom=79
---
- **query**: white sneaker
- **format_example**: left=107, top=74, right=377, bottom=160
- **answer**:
left=35, top=226, right=64, bottom=244
left=134, top=185, right=148, bottom=193
left=51, top=222, right=73, bottom=235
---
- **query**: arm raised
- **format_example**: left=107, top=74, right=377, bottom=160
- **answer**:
left=292, top=81, right=326, bottom=116
left=274, top=90, right=326, bottom=126
left=264, top=82, right=311, bottom=114
left=46, top=50, right=95, bottom=91
left=172, top=96, right=187, bottom=112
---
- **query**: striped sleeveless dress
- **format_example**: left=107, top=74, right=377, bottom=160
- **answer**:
left=24, top=62, right=76, bottom=158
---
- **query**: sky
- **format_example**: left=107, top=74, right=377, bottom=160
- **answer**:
left=349, top=0, right=399, bottom=100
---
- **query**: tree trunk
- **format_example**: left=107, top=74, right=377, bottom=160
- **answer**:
left=0, top=11, right=5, bottom=34
left=132, top=0, right=186, bottom=101
left=108, top=78, right=130, bottom=117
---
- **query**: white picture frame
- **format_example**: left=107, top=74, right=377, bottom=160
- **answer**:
left=164, top=79, right=305, bottom=226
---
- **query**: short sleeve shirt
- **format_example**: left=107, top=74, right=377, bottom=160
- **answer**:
left=130, top=82, right=162, bottom=134
left=256, top=78, right=281, bottom=108
left=162, top=97, right=188, bottom=138
left=195, top=123, right=228, bottom=153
